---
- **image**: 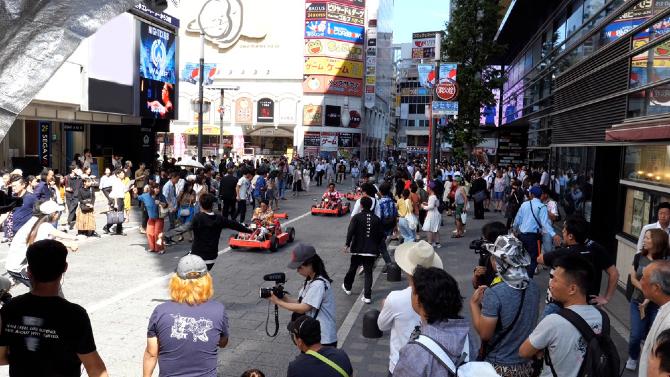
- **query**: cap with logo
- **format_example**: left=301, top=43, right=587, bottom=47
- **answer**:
left=176, top=254, right=208, bottom=279
left=287, top=243, right=317, bottom=269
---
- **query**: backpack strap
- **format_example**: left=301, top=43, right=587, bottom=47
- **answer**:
left=555, top=308, right=609, bottom=376
left=412, top=334, right=457, bottom=374
left=305, top=350, right=350, bottom=377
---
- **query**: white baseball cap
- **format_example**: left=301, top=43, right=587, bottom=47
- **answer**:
left=39, top=201, right=65, bottom=215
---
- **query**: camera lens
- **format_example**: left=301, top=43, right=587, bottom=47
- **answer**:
left=259, top=287, right=270, bottom=299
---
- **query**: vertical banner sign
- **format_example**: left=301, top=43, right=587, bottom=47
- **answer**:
left=38, top=121, right=51, bottom=167
left=365, top=20, right=378, bottom=109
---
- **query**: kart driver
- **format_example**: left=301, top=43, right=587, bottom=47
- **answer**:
left=252, top=199, right=274, bottom=241
left=322, top=183, right=343, bottom=209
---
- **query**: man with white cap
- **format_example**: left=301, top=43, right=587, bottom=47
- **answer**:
left=470, top=235, right=540, bottom=376
left=143, top=254, right=229, bottom=377
left=377, top=240, right=442, bottom=376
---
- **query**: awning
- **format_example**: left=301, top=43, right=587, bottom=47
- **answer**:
left=605, top=121, right=670, bottom=142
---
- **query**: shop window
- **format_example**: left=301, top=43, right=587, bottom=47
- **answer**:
left=622, top=188, right=652, bottom=237
left=623, top=145, right=670, bottom=187
left=627, top=82, right=670, bottom=118
left=630, top=38, right=670, bottom=89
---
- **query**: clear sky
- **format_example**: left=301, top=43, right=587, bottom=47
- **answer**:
left=393, top=0, right=451, bottom=44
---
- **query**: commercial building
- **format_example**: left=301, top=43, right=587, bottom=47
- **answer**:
left=0, top=5, right=177, bottom=174
left=495, top=0, right=670, bottom=284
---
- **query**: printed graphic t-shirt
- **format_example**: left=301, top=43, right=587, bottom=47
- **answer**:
left=147, top=300, right=229, bottom=377
left=0, top=293, right=97, bottom=376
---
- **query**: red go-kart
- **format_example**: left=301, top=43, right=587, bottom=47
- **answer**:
left=311, top=197, right=350, bottom=216
left=228, top=214, right=294, bottom=252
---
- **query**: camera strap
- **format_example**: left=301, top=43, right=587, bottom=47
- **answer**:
left=265, top=300, right=280, bottom=337
left=298, top=277, right=328, bottom=319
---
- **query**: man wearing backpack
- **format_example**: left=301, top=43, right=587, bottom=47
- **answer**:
left=519, top=254, right=620, bottom=377
left=377, top=183, right=397, bottom=271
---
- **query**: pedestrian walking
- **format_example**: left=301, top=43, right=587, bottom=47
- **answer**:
left=637, top=260, right=670, bottom=376
left=236, top=171, right=253, bottom=224
left=471, top=170, right=487, bottom=220
left=626, top=228, right=669, bottom=371
left=0, top=239, right=108, bottom=376
left=316, top=161, right=325, bottom=187
left=378, top=241, right=443, bottom=376
left=492, top=171, right=506, bottom=212
left=267, top=244, right=338, bottom=346
left=137, top=184, right=168, bottom=254
left=342, top=197, right=384, bottom=304
left=292, top=166, right=303, bottom=197
left=513, top=186, right=560, bottom=278
left=76, top=178, right=97, bottom=237
left=452, top=177, right=468, bottom=238
left=470, top=235, right=540, bottom=376
left=421, top=182, right=441, bottom=248
left=143, top=254, right=229, bottom=377
left=505, top=180, right=524, bottom=230
left=219, top=168, right=238, bottom=219
left=396, top=189, right=417, bottom=243
left=64, top=167, right=82, bottom=229
left=286, top=315, right=353, bottom=377
left=393, top=266, right=477, bottom=377
left=302, top=166, right=311, bottom=192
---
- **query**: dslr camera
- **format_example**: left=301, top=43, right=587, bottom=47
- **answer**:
left=470, top=239, right=488, bottom=255
left=259, top=272, right=287, bottom=299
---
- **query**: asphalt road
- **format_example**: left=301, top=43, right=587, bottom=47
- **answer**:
left=0, top=181, right=637, bottom=376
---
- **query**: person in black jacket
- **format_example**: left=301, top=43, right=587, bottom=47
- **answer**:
left=166, top=193, right=251, bottom=270
left=470, top=170, right=487, bottom=220
left=342, top=196, right=384, bottom=304
left=218, top=168, right=238, bottom=220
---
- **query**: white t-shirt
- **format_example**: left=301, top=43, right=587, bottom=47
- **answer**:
left=377, top=287, right=420, bottom=373
left=529, top=305, right=603, bottom=377
left=6, top=217, right=55, bottom=273
left=237, top=177, right=250, bottom=200
left=299, top=278, right=337, bottom=344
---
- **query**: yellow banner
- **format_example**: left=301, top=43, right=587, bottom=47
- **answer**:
left=304, top=57, right=364, bottom=79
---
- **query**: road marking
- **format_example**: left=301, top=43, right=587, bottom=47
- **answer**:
left=337, top=266, right=384, bottom=343
left=85, top=210, right=314, bottom=314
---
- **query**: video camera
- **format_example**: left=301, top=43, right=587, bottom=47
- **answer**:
left=259, top=272, right=287, bottom=299
left=470, top=239, right=488, bottom=255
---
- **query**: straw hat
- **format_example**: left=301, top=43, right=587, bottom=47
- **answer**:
left=394, top=240, right=443, bottom=275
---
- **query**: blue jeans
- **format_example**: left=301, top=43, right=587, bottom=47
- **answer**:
left=397, top=218, right=416, bottom=242
left=278, top=178, right=286, bottom=199
left=518, top=233, right=540, bottom=278
left=629, top=299, right=659, bottom=360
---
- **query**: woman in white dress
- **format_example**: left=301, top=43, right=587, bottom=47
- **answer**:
left=302, top=166, right=311, bottom=192
left=421, top=182, right=442, bottom=248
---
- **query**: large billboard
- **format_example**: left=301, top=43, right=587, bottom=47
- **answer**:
left=304, top=57, right=364, bottom=79
left=305, top=20, right=364, bottom=44
left=304, top=39, right=364, bottom=61
left=303, top=75, right=364, bottom=96
left=140, top=78, right=175, bottom=120
left=139, top=22, right=176, bottom=84
left=326, top=3, right=365, bottom=25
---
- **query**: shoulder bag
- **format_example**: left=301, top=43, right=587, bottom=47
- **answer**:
left=305, top=350, right=350, bottom=377
left=478, top=288, right=526, bottom=360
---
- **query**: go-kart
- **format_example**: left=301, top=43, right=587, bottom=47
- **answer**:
left=345, top=191, right=362, bottom=201
left=311, top=197, right=350, bottom=216
left=228, top=214, right=294, bottom=252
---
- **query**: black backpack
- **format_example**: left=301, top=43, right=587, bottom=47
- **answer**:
left=545, top=308, right=620, bottom=377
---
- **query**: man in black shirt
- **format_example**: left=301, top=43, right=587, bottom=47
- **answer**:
left=219, top=168, right=238, bottom=220
left=189, top=193, right=251, bottom=270
left=538, top=215, right=619, bottom=316
left=0, top=239, right=108, bottom=376
left=287, top=315, right=353, bottom=377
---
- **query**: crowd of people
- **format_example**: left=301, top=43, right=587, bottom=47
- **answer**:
left=0, top=152, right=665, bottom=377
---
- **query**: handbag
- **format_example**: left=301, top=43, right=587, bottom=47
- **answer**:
left=460, top=212, right=467, bottom=224
left=179, top=206, right=191, bottom=217
left=106, top=210, right=124, bottom=225
left=625, top=274, right=635, bottom=302
left=159, top=205, right=169, bottom=219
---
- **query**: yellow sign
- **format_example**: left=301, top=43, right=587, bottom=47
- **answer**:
left=183, top=125, right=234, bottom=136
left=304, top=57, right=364, bottom=79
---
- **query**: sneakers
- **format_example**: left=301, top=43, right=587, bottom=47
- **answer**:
left=625, top=358, right=638, bottom=371
left=341, top=283, right=351, bottom=296
left=361, top=296, right=371, bottom=304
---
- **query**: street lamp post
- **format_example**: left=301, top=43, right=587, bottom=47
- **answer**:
left=212, top=86, right=239, bottom=158
left=427, top=33, right=442, bottom=181
left=197, top=32, right=205, bottom=162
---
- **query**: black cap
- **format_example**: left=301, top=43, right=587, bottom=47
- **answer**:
left=288, top=315, right=321, bottom=345
left=287, top=243, right=316, bottom=269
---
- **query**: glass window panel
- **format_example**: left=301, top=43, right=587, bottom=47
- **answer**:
left=633, top=15, right=670, bottom=50
left=628, top=82, right=670, bottom=117
left=622, top=188, right=652, bottom=236
left=554, top=13, right=568, bottom=49
left=623, top=145, right=670, bottom=187
left=602, top=0, right=653, bottom=45
left=583, top=0, right=606, bottom=21
left=567, top=0, right=585, bottom=39
left=630, top=39, right=670, bottom=88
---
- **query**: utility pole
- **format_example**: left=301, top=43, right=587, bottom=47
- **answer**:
left=197, top=32, right=205, bottom=162
left=427, top=33, right=441, bottom=181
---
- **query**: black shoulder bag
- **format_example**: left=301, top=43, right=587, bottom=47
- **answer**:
left=478, top=288, right=526, bottom=361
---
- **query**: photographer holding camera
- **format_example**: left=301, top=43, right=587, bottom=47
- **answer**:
left=266, top=244, right=338, bottom=347
left=472, top=221, right=508, bottom=289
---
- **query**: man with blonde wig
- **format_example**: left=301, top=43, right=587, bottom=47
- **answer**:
left=143, top=255, right=229, bottom=377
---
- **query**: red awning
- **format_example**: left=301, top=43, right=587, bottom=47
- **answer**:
left=605, top=122, right=670, bottom=142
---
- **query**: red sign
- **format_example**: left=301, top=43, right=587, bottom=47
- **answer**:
left=349, top=111, right=361, bottom=128
left=435, top=80, right=458, bottom=101
left=303, top=75, right=363, bottom=97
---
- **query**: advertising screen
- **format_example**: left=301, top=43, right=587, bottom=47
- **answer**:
left=139, top=22, right=176, bottom=84
left=140, top=78, right=175, bottom=120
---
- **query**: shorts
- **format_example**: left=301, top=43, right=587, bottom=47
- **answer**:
left=454, top=203, right=464, bottom=218
left=494, top=191, right=504, bottom=200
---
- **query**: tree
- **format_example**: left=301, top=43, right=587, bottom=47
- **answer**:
left=442, top=0, right=506, bottom=157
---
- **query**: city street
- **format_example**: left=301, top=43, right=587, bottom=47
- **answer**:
left=0, top=181, right=637, bottom=376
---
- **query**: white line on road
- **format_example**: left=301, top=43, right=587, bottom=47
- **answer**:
left=85, top=210, right=313, bottom=314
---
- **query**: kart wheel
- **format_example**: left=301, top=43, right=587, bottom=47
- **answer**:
left=229, top=237, right=239, bottom=249
left=269, top=235, right=279, bottom=252
left=287, top=227, right=295, bottom=243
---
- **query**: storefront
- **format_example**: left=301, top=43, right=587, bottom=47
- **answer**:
left=303, top=129, right=361, bottom=160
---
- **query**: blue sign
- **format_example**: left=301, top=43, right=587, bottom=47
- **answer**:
left=139, top=22, right=176, bottom=84
left=305, top=20, right=364, bottom=44
left=180, top=63, right=218, bottom=86
left=432, top=101, right=458, bottom=116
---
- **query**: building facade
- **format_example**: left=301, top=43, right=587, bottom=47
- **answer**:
left=496, top=0, right=670, bottom=284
